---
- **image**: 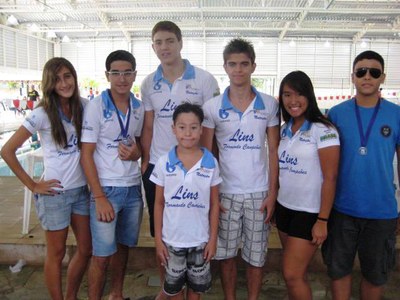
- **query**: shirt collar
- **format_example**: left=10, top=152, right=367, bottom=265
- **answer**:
left=153, top=59, right=195, bottom=82
left=221, top=86, right=265, bottom=111
left=57, top=106, right=71, bottom=123
left=101, top=89, right=140, bottom=112
left=283, top=118, right=311, bottom=138
left=168, top=146, right=216, bottom=169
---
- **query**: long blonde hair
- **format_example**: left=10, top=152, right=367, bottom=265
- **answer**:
left=38, top=57, right=83, bottom=148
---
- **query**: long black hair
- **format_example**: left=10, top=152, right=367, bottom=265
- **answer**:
left=279, top=70, right=333, bottom=127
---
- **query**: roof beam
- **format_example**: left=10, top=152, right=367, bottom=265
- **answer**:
left=1, top=1, right=399, bottom=42
left=295, top=0, right=316, bottom=28
left=324, top=0, right=335, bottom=10
left=89, top=0, right=128, bottom=43
left=90, top=0, right=109, bottom=28
left=352, top=24, right=371, bottom=43
left=119, top=23, right=131, bottom=43
left=44, top=25, right=392, bottom=35
left=393, top=16, right=400, bottom=30
left=278, top=22, right=291, bottom=41
left=2, top=6, right=399, bottom=15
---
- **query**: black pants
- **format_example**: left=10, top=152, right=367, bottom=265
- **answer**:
left=142, top=164, right=156, bottom=237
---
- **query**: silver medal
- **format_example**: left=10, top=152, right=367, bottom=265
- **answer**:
left=359, top=146, right=367, bottom=155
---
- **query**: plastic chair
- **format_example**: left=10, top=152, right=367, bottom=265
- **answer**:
left=22, top=148, right=43, bottom=234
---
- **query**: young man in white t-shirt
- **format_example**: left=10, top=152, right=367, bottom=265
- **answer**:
left=80, top=50, right=144, bottom=300
left=140, top=20, right=220, bottom=240
left=201, top=38, right=280, bottom=300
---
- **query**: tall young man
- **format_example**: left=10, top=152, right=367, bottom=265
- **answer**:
left=201, top=38, right=280, bottom=300
left=81, top=50, right=144, bottom=300
left=141, top=20, right=219, bottom=238
left=323, top=50, right=400, bottom=300
left=141, top=20, right=219, bottom=300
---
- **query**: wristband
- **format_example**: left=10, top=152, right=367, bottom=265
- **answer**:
left=93, top=194, right=105, bottom=199
left=317, top=216, right=329, bottom=222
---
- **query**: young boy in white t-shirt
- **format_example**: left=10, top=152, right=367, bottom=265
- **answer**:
left=141, top=20, right=220, bottom=239
left=150, top=103, right=221, bottom=299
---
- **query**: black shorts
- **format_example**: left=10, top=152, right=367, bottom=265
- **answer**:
left=275, top=201, right=318, bottom=241
left=322, top=210, right=397, bottom=286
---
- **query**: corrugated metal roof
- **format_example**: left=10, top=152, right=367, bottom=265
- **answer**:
left=1, top=0, right=399, bottom=43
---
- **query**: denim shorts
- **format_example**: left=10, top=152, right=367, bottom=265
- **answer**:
left=34, top=185, right=89, bottom=231
left=322, top=210, right=397, bottom=286
left=163, top=243, right=211, bottom=296
left=215, top=192, right=270, bottom=267
left=90, top=185, right=143, bottom=257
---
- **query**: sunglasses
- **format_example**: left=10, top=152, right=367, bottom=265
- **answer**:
left=354, top=67, right=382, bottom=79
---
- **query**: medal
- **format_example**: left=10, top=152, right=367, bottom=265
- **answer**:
left=358, top=147, right=367, bottom=155
left=107, top=90, right=131, bottom=143
left=354, top=98, right=380, bottom=156
left=120, top=136, right=133, bottom=146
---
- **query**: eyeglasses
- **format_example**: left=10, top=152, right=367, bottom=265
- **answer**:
left=354, top=67, right=382, bottom=79
left=106, top=71, right=136, bottom=78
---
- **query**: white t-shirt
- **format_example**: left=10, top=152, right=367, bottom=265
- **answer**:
left=202, top=86, right=279, bottom=194
left=23, top=98, right=88, bottom=190
left=141, top=59, right=219, bottom=165
left=150, top=147, right=222, bottom=248
left=81, top=90, right=144, bottom=187
left=277, top=120, right=340, bottom=213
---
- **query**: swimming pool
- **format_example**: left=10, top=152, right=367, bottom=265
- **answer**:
left=0, top=150, right=43, bottom=177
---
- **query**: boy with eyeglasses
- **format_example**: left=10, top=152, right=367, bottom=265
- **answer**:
left=81, top=50, right=144, bottom=300
left=322, top=50, right=400, bottom=300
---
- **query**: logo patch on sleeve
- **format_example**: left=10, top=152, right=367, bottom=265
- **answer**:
left=320, top=133, right=337, bottom=142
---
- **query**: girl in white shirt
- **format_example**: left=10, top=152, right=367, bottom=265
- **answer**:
left=1, top=57, right=91, bottom=300
left=276, top=70, right=340, bottom=299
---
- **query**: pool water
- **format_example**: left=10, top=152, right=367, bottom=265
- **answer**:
left=0, top=151, right=43, bottom=177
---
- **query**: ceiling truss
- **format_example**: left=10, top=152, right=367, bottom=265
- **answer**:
left=0, top=0, right=399, bottom=42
